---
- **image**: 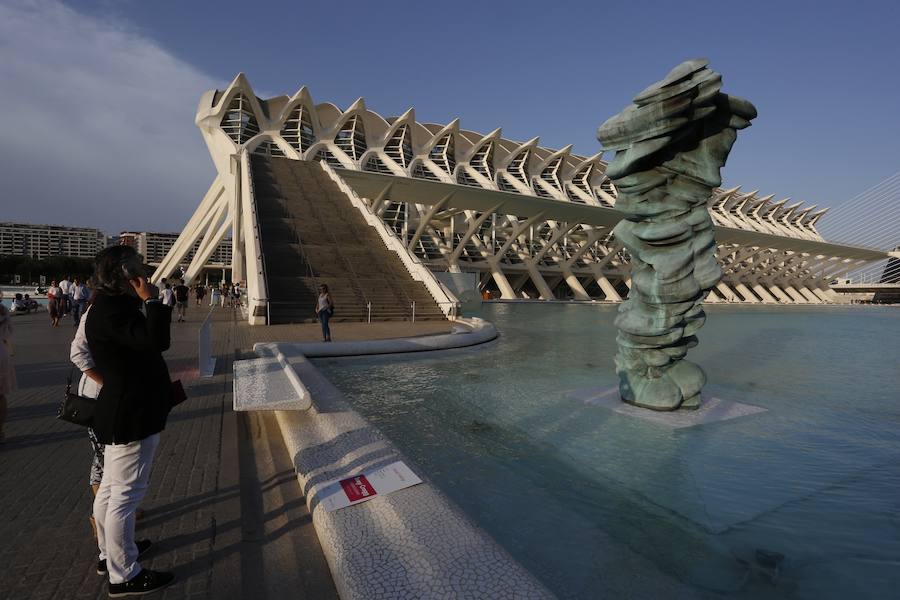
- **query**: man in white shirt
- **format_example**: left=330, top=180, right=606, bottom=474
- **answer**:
left=159, top=283, right=176, bottom=307
left=59, top=276, right=72, bottom=315
left=71, top=278, right=91, bottom=326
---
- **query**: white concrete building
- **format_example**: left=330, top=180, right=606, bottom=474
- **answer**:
left=0, top=221, right=106, bottom=259
left=119, top=231, right=231, bottom=269
left=156, top=74, right=891, bottom=323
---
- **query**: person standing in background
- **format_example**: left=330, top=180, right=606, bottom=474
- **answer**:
left=71, top=278, right=91, bottom=327
left=47, top=279, right=62, bottom=327
left=315, top=284, right=334, bottom=342
left=173, top=279, right=189, bottom=323
left=59, top=275, right=72, bottom=316
left=0, top=291, right=16, bottom=443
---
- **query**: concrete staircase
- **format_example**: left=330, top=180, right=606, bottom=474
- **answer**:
left=252, top=156, right=446, bottom=324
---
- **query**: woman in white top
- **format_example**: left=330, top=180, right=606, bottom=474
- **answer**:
left=47, top=280, right=62, bottom=327
left=315, top=284, right=334, bottom=342
left=0, top=291, right=16, bottom=443
left=71, top=303, right=147, bottom=536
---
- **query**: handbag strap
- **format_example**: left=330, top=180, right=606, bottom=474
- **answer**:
left=66, top=365, right=76, bottom=393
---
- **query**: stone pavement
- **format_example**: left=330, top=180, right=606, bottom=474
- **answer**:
left=0, top=303, right=361, bottom=600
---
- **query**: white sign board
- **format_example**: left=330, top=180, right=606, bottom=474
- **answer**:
left=320, top=461, right=422, bottom=512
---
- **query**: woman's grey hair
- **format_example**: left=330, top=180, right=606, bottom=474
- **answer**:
left=93, top=246, right=144, bottom=295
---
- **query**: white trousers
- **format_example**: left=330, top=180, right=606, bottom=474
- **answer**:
left=93, top=433, right=160, bottom=583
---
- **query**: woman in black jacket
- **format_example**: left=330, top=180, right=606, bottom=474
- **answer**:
left=86, top=246, right=175, bottom=596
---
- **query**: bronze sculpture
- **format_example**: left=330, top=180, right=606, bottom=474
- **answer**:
left=597, top=59, right=757, bottom=410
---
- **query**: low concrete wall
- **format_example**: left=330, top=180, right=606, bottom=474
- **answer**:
left=243, top=319, right=554, bottom=599
left=255, top=317, right=498, bottom=359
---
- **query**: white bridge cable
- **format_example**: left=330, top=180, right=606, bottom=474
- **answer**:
left=822, top=181, right=900, bottom=230
left=824, top=171, right=900, bottom=220
left=821, top=179, right=900, bottom=230
left=817, top=170, right=900, bottom=251
left=822, top=186, right=900, bottom=234
left=820, top=173, right=900, bottom=221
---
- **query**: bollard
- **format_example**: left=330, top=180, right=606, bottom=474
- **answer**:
left=367, top=301, right=372, bottom=324
left=412, top=301, right=416, bottom=323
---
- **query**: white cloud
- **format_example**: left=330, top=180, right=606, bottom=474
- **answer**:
left=0, top=0, right=223, bottom=234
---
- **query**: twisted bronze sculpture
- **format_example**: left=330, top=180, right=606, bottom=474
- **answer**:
left=597, top=59, right=757, bottom=411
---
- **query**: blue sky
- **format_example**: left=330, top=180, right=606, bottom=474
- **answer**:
left=1, top=0, right=897, bottom=235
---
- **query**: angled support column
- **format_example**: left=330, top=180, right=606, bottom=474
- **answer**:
left=370, top=182, right=394, bottom=217
left=751, top=283, right=778, bottom=303
left=560, top=265, right=591, bottom=300
left=408, top=193, right=453, bottom=252
left=705, top=289, right=722, bottom=303
left=715, top=281, right=740, bottom=302
left=450, top=204, right=504, bottom=264
left=797, top=286, right=823, bottom=303
left=589, top=264, right=622, bottom=301
left=768, top=284, right=793, bottom=303
left=810, top=287, right=835, bottom=303
left=733, top=282, right=761, bottom=303
left=783, top=285, right=809, bottom=303
left=490, top=265, right=517, bottom=299
left=230, top=154, right=245, bottom=284
left=524, top=260, right=555, bottom=300
left=510, top=272, right=531, bottom=297
left=152, top=177, right=225, bottom=283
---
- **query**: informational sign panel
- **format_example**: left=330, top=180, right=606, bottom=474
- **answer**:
left=320, top=461, right=422, bottom=512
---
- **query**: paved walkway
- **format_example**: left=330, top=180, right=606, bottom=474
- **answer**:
left=0, top=303, right=419, bottom=599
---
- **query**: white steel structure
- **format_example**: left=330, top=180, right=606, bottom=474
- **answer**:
left=155, top=74, right=892, bottom=323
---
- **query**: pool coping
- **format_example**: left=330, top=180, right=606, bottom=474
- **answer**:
left=241, top=318, right=554, bottom=599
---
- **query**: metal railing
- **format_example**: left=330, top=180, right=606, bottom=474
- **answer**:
left=241, top=152, right=271, bottom=323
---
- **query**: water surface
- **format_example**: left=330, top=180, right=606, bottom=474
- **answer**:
left=315, top=303, right=900, bottom=599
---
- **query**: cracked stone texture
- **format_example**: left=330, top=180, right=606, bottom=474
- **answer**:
left=267, top=343, right=555, bottom=599
left=597, top=59, right=757, bottom=411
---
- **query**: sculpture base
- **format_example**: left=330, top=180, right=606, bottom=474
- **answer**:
left=569, top=386, right=766, bottom=430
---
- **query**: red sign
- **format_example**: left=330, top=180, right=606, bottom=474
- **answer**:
left=339, top=474, right=377, bottom=502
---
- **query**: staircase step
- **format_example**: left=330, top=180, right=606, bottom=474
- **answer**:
left=252, top=155, right=446, bottom=324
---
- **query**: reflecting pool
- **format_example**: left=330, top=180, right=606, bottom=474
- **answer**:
left=314, top=303, right=900, bottom=599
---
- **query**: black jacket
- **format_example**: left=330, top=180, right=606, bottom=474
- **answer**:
left=85, top=293, right=173, bottom=444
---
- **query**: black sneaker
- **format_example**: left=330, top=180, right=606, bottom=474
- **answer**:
left=97, top=539, right=153, bottom=575
left=107, top=569, right=175, bottom=597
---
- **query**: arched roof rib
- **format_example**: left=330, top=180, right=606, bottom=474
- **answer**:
left=201, top=74, right=836, bottom=244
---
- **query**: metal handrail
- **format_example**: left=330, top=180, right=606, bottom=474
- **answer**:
left=303, top=171, right=372, bottom=307
left=243, top=153, right=271, bottom=322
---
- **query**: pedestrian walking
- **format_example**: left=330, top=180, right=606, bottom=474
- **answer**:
left=86, top=246, right=175, bottom=595
left=0, top=291, right=16, bottom=443
left=315, top=284, right=334, bottom=342
left=159, top=283, right=176, bottom=308
left=209, top=285, right=220, bottom=307
left=194, top=283, right=206, bottom=306
left=173, top=279, right=189, bottom=322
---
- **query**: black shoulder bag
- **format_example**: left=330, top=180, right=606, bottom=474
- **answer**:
left=58, top=367, right=96, bottom=427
